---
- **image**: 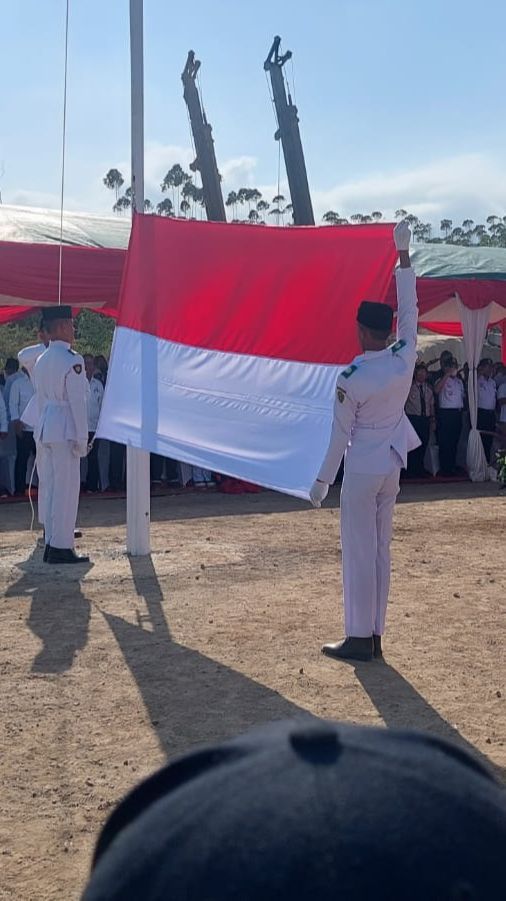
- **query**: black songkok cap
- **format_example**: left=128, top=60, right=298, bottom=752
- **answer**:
left=41, top=305, right=73, bottom=323
left=83, top=718, right=506, bottom=901
left=357, top=301, right=393, bottom=332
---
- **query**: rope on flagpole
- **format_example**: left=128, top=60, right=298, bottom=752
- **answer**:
left=57, top=0, right=71, bottom=305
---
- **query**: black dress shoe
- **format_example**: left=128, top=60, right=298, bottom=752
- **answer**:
left=321, top=637, right=373, bottom=662
left=47, top=547, right=90, bottom=565
left=373, top=634, right=383, bottom=659
left=43, top=544, right=50, bottom=563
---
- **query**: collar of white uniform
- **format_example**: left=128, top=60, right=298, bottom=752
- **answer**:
left=49, top=340, right=71, bottom=349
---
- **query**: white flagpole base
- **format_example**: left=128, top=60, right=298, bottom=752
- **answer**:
left=126, top=446, right=151, bottom=555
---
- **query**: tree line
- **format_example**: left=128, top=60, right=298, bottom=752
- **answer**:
left=322, top=208, right=506, bottom=247
left=104, top=166, right=506, bottom=246
left=103, top=165, right=293, bottom=224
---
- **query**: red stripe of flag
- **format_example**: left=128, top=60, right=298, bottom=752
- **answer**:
left=118, top=216, right=397, bottom=365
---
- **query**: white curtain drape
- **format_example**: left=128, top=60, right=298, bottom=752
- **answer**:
left=457, top=295, right=491, bottom=481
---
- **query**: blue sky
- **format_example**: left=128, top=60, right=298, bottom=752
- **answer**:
left=2, top=0, right=506, bottom=229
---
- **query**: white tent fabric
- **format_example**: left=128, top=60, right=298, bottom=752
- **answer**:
left=457, top=296, right=492, bottom=482
left=0, top=203, right=130, bottom=248
left=419, top=297, right=506, bottom=325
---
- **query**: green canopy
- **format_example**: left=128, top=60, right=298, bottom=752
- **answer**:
left=411, top=243, right=506, bottom=281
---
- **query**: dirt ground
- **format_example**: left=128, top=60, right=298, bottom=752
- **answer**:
left=0, top=482, right=505, bottom=900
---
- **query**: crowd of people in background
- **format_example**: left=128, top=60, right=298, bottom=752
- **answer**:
left=0, top=350, right=218, bottom=498
left=404, top=353, right=506, bottom=479
left=1, top=347, right=505, bottom=498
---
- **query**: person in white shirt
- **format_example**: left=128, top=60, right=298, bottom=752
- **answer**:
left=18, top=319, right=50, bottom=524
left=434, top=359, right=465, bottom=476
left=477, top=358, right=497, bottom=463
left=0, top=358, right=24, bottom=495
left=83, top=354, right=105, bottom=491
left=493, top=362, right=506, bottom=388
left=3, top=358, right=23, bottom=408
left=309, top=222, right=419, bottom=662
left=32, top=306, right=89, bottom=565
left=9, top=368, right=36, bottom=494
left=404, top=363, right=435, bottom=477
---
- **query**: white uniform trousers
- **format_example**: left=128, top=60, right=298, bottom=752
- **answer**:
left=35, top=439, right=47, bottom=528
left=38, top=442, right=80, bottom=549
left=340, top=463, right=400, bottom=638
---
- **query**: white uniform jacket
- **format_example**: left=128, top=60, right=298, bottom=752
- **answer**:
left=318, top=267, right=421, bottom=482
left=18, top=342, right=46, bottom=378
left=32, top=341, right=88, bottom=450
left=9, top=372, right=35, bottom=430
left=18, top=342, right=46, bottom=429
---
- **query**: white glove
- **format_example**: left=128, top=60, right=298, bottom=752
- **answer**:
left=71, top=441, right=89, bottom=458
left=393, top=220, right=411, bottom=251
left=309, top=480, right=329, bottom=508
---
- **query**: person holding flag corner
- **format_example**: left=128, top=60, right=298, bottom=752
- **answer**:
left=310, top=221, right=419, bottom=662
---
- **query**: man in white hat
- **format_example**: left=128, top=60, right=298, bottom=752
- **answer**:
left=32, top=306, right=89, bottom=564
left=310, top=221, right=419, bottom=661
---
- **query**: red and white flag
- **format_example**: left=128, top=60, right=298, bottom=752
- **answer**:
left=97, top=216, right=396, bottom=499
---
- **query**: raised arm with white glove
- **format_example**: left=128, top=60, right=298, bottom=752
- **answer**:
left=18, top=342, right=46, bottom=379
left=393, top=221, right=418, bottom=359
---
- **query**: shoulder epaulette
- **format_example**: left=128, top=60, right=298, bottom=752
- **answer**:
left=341, top=364, right=358, bottom=379
left=390, top=339, right=407, bottom=354
left=68, top=348, right=77, bottom=355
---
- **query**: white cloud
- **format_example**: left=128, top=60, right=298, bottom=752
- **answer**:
left=6, top=188, right=83, bottom=211
left=116, top=141, right=195, bottom=202
left=7, top=151, right=506, bottom=232
left=312, top=153, right=506, bottom=228
left=115, top=144, right=259, bottom=204
left=218, top=156, right=258, bottom=190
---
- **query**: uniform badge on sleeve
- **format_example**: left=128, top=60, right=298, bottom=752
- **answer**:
left=73, top=364, right=82, bottom=374
left=337, top=387, right=346, bottom=404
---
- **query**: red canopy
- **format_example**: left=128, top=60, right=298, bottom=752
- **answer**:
left=0, top=240, right=125, bottom=324
left=0, top=226, right=505, bottom=362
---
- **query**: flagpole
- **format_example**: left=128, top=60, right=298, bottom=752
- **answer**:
left=127, top=0, right=151, bottom=555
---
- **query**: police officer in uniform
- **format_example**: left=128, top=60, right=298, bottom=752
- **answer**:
left=309, top=222, right=419, bottom=662
left=434, top=358, right=465, bottom=476
left=32, top=306, right=89, bottom=564
left=404, top=362, right=435, bottom=477
left=476, top=358, right=497, bottom=463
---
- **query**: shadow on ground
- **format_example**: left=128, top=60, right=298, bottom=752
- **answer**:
left=354, top=659, right=505, bottom=783
left=1, top=481, right=500, bottom=535
left=102, top=554, right=314, bottom=759
left=5, top=540, right=502, bottom=782
left=5, top=543, right=92, bottom=674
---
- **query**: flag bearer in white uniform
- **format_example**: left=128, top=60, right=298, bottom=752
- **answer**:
left=309, top=222, right=419, bottom=662
left=32, top=306, right=90, bottom=564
